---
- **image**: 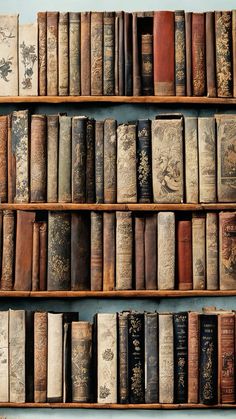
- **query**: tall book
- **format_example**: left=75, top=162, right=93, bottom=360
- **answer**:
left=206, top=12, right=216, bottom=97
left=69, top=12, right=80, bottom=96
left=159, top=313, right=174, bottom=403
left=215, top=11, right=233, bottom=97
left=233, top=11, right=236, bottom=97
left=198, top=117, right=216, bottom=203
left=141, top=33, right=153, bottom=95
left=37, top=12, right=47, bottom=95
left=39, top=222, right=47, bottom=291
left=188, top=312, right=199, bottom=403
left=192, top=214, right=206, bottom=290
left=47, top=12, right=58, bottom=95
left=177, top=220, right=192, bottom=290
left=117, top=11, right=124, bottom=95
left=0, top=15, right=18, bottom=95
left=145, top=312, right=158, bottom=403
left=34, top=311, right=47, bottom=402
left=71, top=212, right=90, bottom=290
left=219, top=212, right=236, bottom=290
left=145, top=214, right=157, bottom=290
left=184, top=117, right=199, bottom=203
left=117, top=123, right=137, bottom=203
left=185, top=12, right=192, bottom=96
left=30, top=115, right=47, bottom=202
left=25, top=311, right=34, bottom=402
left=0, top=116, right=8, bottom=203
left=206, top=213, right=218, bottom=290
left=32, top=225, right=40, bottom=289
left=9, top=310, right=25, bottom=402
left=47, top=115, right=59, bottom=202
left=116, top=211, right=133, bottom=290
left=158, top=212, right=175, bottom=289
left=135, top=216, right=145, bottom=290
left=81, top=12, right=91, bottom=95
left=91, top=12, right=103, bottom=95
left=95, top=120, right=104, bottom=203
left=128, top=312, right=145, bottom=403
left=19, top=23, right=38, bottom=96
left=118, top=311, right=129, bottom=403
left=124, top=13, right=133, bottom=95
left=58, top=116, right=72, bottom=202
left=173, top=312, right=188, bottom=403
left=72, top=116, right=87, bottom=203
left=1, top=210, right=14, bottom=290
left=175, top=10, right=186, bottom=96
left=0, top=311, right=8, bottom=402
left=90, top=212, right=103, bottom=291
left=132, top=13, right=141, bottom=96
left=137, top=119, right=152, bottom=203
left=47, top=312, right=63, bottom=402
left=103, top=212, right=115, bottom=290
left=86, top=118, right=95, bottom=203
left=218, top=313, right=235, bottom=403
left=104, top=119, right=117, bottom=203
left=62, top=312, right=79, bottom=403
left=58, top=12, right=69, bottom=96
left=192, top=13, right=205, bottom=96
left=103, top=12, right=115, bottom=95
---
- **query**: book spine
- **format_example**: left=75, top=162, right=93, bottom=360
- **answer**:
left=192, top=214, right=206, bottom=290
left=124, top=13, right=133, bottom=95
left=185, top=12, right=192, bottom=96
left=219, top=212, right=236, bottom=290
left=103, top=212, right=115, bottom=290
left=1, top=210, right=14, bottom=290
left=47, top=115, right=58, bottom=202
left=95, top=120, right=104, bottom=203
left=188, top=312, right=199, bottom=403
left=38, top=12, right=47, bottom=96
left=7, top=115, right=14, bottom=203
left=81, top=12, right=91, bottom=95
left=173, top=312, right=188, bottom=403
left=72, top=322, right=92, bottom=402
left=175, top=10, right=186, bottom=96
left=34, top=312, right=47, bottom=402
left=141, top=34, right=153, bottom=95
left=218, top=314, right=235, bottom=403
left=177, top=220, right=192, bottom=290
left=116, top=211, right=133, bottom=290
left=12, top=110, right=29, bottom=203
left=69, top=12, right=81, bottom=96
left=118, top=312, right=129, bottom=403
left=159, top=313, right=174, bottom=403
left=135, top=216, right=145, bottom=290
left=71, top=212, right=90, bottom=290
left=91, top=12, right=103, bottom=95
left=47, top=12, right=58, bottom=95
left=206, top=213, right=218, bottom=290
left=25, top=312, right=34, bottom=402
left=206, top=12, right=216, bottom=97
left=145, top=214, right=157, bottom=290
left=132, top=12, right=141, bottom=96
left=91, top=212, right=103, bottom=291
left=30, top=115, right=47, bottom=202
left=233, top=11, right=236, bottom=97
left=39, top=222, right=47, bottom=291
left=86, top=119, right=95, bottom=203
left=117, top=123, right=137, bottom=203
left=215, top=11, right=233, bottom=97
left=158, top=212, right=175, bottom=290
left=145, top=312, right=158, bottom=403
left=47, top=312, right=63, bottom=402
left=198, top=117, right=216, bottom=202
left=9, top=310, right=25, bottom=402
left=192, top=13, right=206, bottom=96
left=114, top=14, right=119, bottom=96
left=0, top=116, right=8, bottom=202
left=32, top=222, right=40, bottom=291
left=0, top=311, right=9, bottom=402
left=137, top=119, right=152, bottom=202
left=128, top=312, right=145, bottom=403
left=19, top=23, right=38, bottom=96
left=58, top=12, right=69, bottom=96
left=103, top=12, right=115, bottom=95
left=58, top=116, right=72, bottom=202
left=0, top=15, right=18, bottom=96
left=118, top=12, right=124, bottom=95
left=184, top=117, right=199, bottom=203
left=72, top=116, right=87, bottom=203
left=104, top=119, right=117, bottom=203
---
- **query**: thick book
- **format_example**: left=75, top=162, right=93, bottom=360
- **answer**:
left=118, top=311, right=129, bottom=403
left=124, top=12, right=133, bottom=95
left=0, top=15, right=18, bottom=96
left=71, top=212, right=90, bottom=290
left=192, top=214, right=206, bottom=290
left=198, top=117, right=216, bottom=203
left=159, top=313, right=174, bottom=403
left=128, top=312, right=145, bottom=403
left=103, top=12, right=115, bottom=95
left=116, top=211, right=133, bottom=290
left=184, top=117, right=199, bottom=203
left=192, top=13, right=205, bottom=96
left=173, top=312, right=188, bottom=403
left=9, top=310, right=25, bottom=402
left=145, top=312, right=158, bottom=403
left=38, top=12, right=47, bottom=95
left=0, top=116, right=8, bottom=202
left=145, top=214, right=157, bottom=290
left=91, top=12, right=103, bottom=95
left=188, top=312, right=199, bottom=403
left=177, top=220, right=192, bottom=290
left=218, top=313, right=235, bottom=403
left=19, top=23, right=38, bottom=96
left=175, top=10, right=186, bottom=96
left=215, top=11, right=233, bottom=97
left=219, top=212, right=236, bottom=290
left=117, top=123, right=137, bottom=203
left=1, top=210, right=14, bottom=290
left=47, top=12, right=58, bottom=95
left=135, top=216, right=145, bottom=290
left=81, top=12, right=91, bottom=95
left=86, top=119, right=95, bottom=203
left=58, top=116, right=72, bottom=202
left=72, top=116, right=87, bottom=203
left=69, top=12, right=80, bottom=96
left=104, top=119, right=117, bottom=203
left=34, top=312, right=47, bottom=402
left=185, top=12, right=192, bottom=96
left=30, top=115, right=47, bottom=202
left=47, top=312, right=63, bottom=402
left=103, top=212, right=115, bottom=290
left=137, top=119, right=152, bottom=203
left=90, top=212, right=103, bottom=291
left=206, top=213, right=218, bottom=290
left=95, top=120, right=104, bottom=203
left=141, top=34, right=153, bottom=95
left=158, top=212, right=175, bottom=290
left=0, top=311, right=8, bottom=402
left=58, top=12, right=69, bottom=96
left=206, top=12, right=216, bottom=97
left=47, top=212, right=71, bottom=291
left=47, top=115, right=59, bottom=202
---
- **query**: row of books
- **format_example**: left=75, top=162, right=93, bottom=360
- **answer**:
left=1, top=111, right=236, bottom=204
left=0, top=308, right=235, bottom=405
left=0, top=210, right=235, bottom=291
left=1, top=11, right=236, bottom=97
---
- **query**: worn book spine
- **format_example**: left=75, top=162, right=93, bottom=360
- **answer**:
left=215, top=11, right=232, bottom=97
left=95, top=120, right=104, bottom=203
left=118, top=312, right=129, bottom=403
left=38, top=12, right=47, bottom=95
left=7, top=114, right=13, bottom=202
left=177, top=220, right=192, bottom=290
left=30, top=115, right=47, bottom=202
left=0, top=311, right=8, bottom=402
left=0, top=116, right=8, bottom=202
left=145, top=312, right=158, bottom=403
left=25, top=311, right=34, bottom=402
left=1, top=210, right=14, bottom=290
left=219, top=212, right=236, bottom=290
left=103, top=12, right=115, bottom=95
left=117, top=123, right=137, bottom=202
left=71, top=212, right=90, bottom=290
left=206, top=213, right=218, bottom=290
left=185, top=12, right=192, bottom=96
left=0, top=211, right=2, bottom=277
left=159, top=313, right=174, bottom=403
left=118, top=11, right=124, bottom=95
left=192, top=214, right=206, bottom=290
left=9, top=310, right=25, bottom=402
left=188, top=312, right=199, bottom=403
left=141, top=34, right=153, bottom=95
left=86, top=119, right=95, bottom=203
left=115, top=13, right=119, bottom=95
left=72, top=322, right=92, bottom=402
left=145, top=214, right=157, bottom=290
left=12, top=110, right=29, bottom=203
left=152, top=117, right=184, bottom=203
left=47, top=115, right=58, bottom=202
left=32, top=223, right=40, bottom=291
left=97, top=313, right=117, bottom=403
left=47, top=12, right=58, bottom=95
left=34, top=312, right=47, bottom=402
left=154, top=11, right=175, bottom=95
left=137, top=119, right=152, bottom=202
left=91, top=12, right=103, bottom=96
left=199, top=314, right=218, bottom=404
left=58, top=116, right=72, bottom=202
left=47, top=312, right=63, bottom=402
left=173, top=312, right=188, bottom=403
left=72, top=116, right=87, bottom=203
left=132, top=12, right=141, bottom=96
left=192, top=13, right=205, bottom=96
left=233, top=11, right=236, bottom=97
left=116, top=211, right=133, bottom=290
left=128, top=312, right=145, bottom=403
left=14, top=211, right=36, bottom=291
left=104, top=119, right=117, bottom=203
left=135, top=216, right=145, bottom=290
left=206, top=12, right=216, bottom=97
left=39, top=222, right=47, bottom=291
left=184, top=117, right=199, bottom=203
left=218, top=313, right=235, bottom=403
left=175, top=10, right=186, bottom=96
left=69, top=12, right=80, bottom=95
left=124, top=12, right=133, bottom=95
left=158, top=212, right=175, bottom=290
left=63, top=322, right=72, bottom=402
left=47, top=212, right=71, bottom=290
left=19, top=23, right=38, bottom=96
left=81, top=12, right=91, bottom=95
left=103, top=212, right=115, bottom=290
left=91, top=212, right=103, bottom=291
left=198, top=117, right=216, bottom=202
left=58, top=12, right=69, bottom=96
left=0, top=15, right=18, bottom=96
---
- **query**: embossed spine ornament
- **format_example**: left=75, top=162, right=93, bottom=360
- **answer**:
left=72, top=116, right=87, bottom=203
left=47, top=115, right=59, bottom=203
left=218, top=313, right=235, bottom=403
left=141, top=34, right=153, bottom=95
left=81, top=12, right=91, bottom=95
left=91, top=12, right=103, bottom=95
left=34, top=312, right=47, bottom=402
left=219, top=212, right=236, bottom=290
left=159, top=313, right=174, bottom=403
left=39, top=222, right=47, bottom=291
left=184, top=117, right=199, bottom=203
left=192, top=13, right=206, bottom=96
left=118, top=311, right=129, bottom=403
left=116, top=211, right=133, bottom=290
left=37, top=12, right=47, bottom=95
left=104, top=119, right=117, bottom=203
left=215, top=11, right=233, bottom=97
left=0, top=311, right=9, bottom=402
left=91, top=212, right=103, bottom=291
left=137, top=119, right=152, bottom=203
left=9, top=309, right=26, bottom=402
left=0, top=15, right=18, bottom=96
left=145, top=312, right=158, bottom=403
left=69, top=12, right=80, bottom=96
left=117, top=123, right=137, bottom=203
left=0, top=116, right=8, bottom=202
left=188, top=312, right=199, bottom=403
left=198, top=117, right=216, bottom=203
left=173, top=312, right=188, bottom=403
left=58, top=116, right=72, bottom=203
left=128, top=312, right=145, bottom=403
left=19, top=23, right=38, bottom=96
left=95, top=120, right=104, bottom=203
left=175, top=10, right=186, bottom=96
left=47, top=312, right=63, bottom=402
left=72, top=322, right=92, bottom=402
left=58, top=12, right=69, bottom=96
left=1, top=210, right=14, bottom=290
left=30, top=115, right=47, bottom=202
left=192, top=214, right=206, bottom=290
left=12, top=110, right=29, bottom=203
left=47, top=12, right=58, bottom=95
left=206, top=213, right=218, bottom=290
left=103, top=12, right=115, bottom=95
left=158, top=212, right=175, bottom=290
left=103, top=212, right=115, bottom=291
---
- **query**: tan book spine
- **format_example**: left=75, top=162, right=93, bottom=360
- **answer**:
left=47, top=115, right=59, bottom=202
left=0, top=15, right=18, bottom=95
left=206, top=213, right=218, bottom=290
left=34, top=312, right=47, bottom=402
left=81, top=12, right=91, bottom=95
left=90, top=212, right=103, bottom=291
left=47, top=312, right=63, bottom=402
left=218, top=313, right=235, bottom=403
left=198, top=117, right=216, bottom=203
left=0, top=311, right=8, bottom=402
left=91, top=12, right=103, bottom=95
left=188, top=312, right=199, bottom=403
left=58, top=116, right=72, bottom=202
left=159, top=313, right=174, bottom=403
left=9, top=310, right=25, bottom=402
left=58, top=13, right=69, bottom=96
left=69, top=12, right=81, bottom=96
left=192, top=214, right=206, bottom=289
left=47, top=12, right=58, bottom=95
left=19, top=23, right=38, bottom=96
left=0, top=116, right=8, bottom=202
left=219, top=212, right=236, bottom=290
left=116, top=211, right=133, bottom=290
left=32, top=222, right=40, bottom=291
left=30, top=115, right=47, bottom=202
left=117, top=123, right=137, bottom=203
left=38, top=12, right=47, bottom=96
left=103, top=212, right=115, bottom=290
left=1, top=210, right=14, bottom=290
left=104, top=119, right=117, bottom=203
left=184, top=117, right=198, bottom=203
left=158, top=212, right=175, bottom=290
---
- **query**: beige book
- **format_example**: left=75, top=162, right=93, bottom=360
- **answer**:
left=0, top=311, right=8, bottom=402
left=206, top=212, right=218, bottom=290
left=116, top=211, right=133, bottom=290
left=198, top=117, right=216, bottom=202
left=58, top=13, right=69, bottom=95
left=184, top=117, right=199, bottom=203
left=157, top=212, right=175, bottom=289
left=192, top=214, right=206, bottom=289
left=219, top=212, right=236, bottom=290
left=97, top=313, right=117, bottom=403
left=47, top=12, right=58, bottom=95
left=9, top=309, right=25, bottom=402
left=19, top=23, right=38, bottom=96
left=47, top=312, right=63, bottom=401
left=159, top=313, right=174, bottom=403
left=117, top=123, right=137, bottom=203
left=0, top=15, right=18, bottom=96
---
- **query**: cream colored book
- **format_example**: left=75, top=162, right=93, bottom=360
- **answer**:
left=117, top=123, right=137, bottom=203
left=0, top=311, right=8, bottom=402
left=184, top=117, right=199, bottom=203
left=157, top=212, right=175, bottom=289
left=206, top=212, right=218, bottom=290
left=159, top=313, right=174, bottom=403
left=116, top=211, right=133, bottom=290
left=47, top=312, right=63, bottom=401
left=9, top=309, right=25, bottom=402
left=198, top=117, right=216, bottom=203
left=19, top=23, right=38, bottom=96
left=0, top=14, right=18, bottom=96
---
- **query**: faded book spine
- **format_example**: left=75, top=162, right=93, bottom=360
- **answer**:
left=95, top=120, right=104, bottom=203
left=38, top=12, right=47, bottom=95
left=91, top=212, right=103, bottom=291
left=198, top=117, right=216, bottom=203
left=219, top=212, right=236, bottom=290
left=177, top=220, right=192, bottom=290
left=118, top=312, right=129, bottom=403
left=137, top=119, right=152, bottom=203
left=12, top=110, right=29, bottom=203
left=47, top=12, right=58, bottom=95
left=19, top=23, right=38, bottom=96
left=192, top=13, right=206, bottom=96
left=128, top=312, right=145, bottom=403
left=218, top=313, right=235, bottom=403
left=118, top=11, right=124, bottom=95
left=188, top=312, right=199, bottom=403
left=71, top=212, right=90, bottom=290
left=39, top=222, right=47, bottom=291
left=0, top=116, right=8, bottom=202
left=117, top=123, right=137, bottom=203
left=30, top=115, right=47, bottom=202
left=132, top=13, right=141, bottom=96
left=1, top=210, right=14, bottom=290
left=72, top=322, right=92, bottom=402
left=103, top=212, right=115, bottom=290
left=91, top=12, right=103, bottom=95
left=81, top=12, right=91, bottom=95
left=72, top=116, right=87, bottom=203
left=206, top=12, right=216, bottom=97
left=158, top=212, right=175, bottom=290
left=9, top=310, right=25, bottom=402
left=145, top=312, right=158, bottom=403
left=159, top=313, right=174, bottom=403
left=145, top=214, right=157, bottom=290
left=135, top=216, right=145, bottom=290
left=184, top=117, right=199, bottom=203
left=86, top=119, right=95, bottom=203
left=215, top=11, right=233, bottom=97
left=175, top=10, right=186, bottom=96
left=233, top=11, right=236, bottom=97
left=32, top=223, right=40, bottom=291
left=103, top=12, right=115, bottom=95
left=47, top=115, right=59, bottom=202
left=47, top=313, right=63, bottom=402
left=185, top=12, right=192, bottom=96
left=58, top=12, right=69, bottom=96
left=0, top=311, right=8, bottom=402
left=0, top=15, right=18, bottom=95
left=141, top=34, right=153, bottom=95
left=104, top=119, right=117, bottom=203
left=69, top=12, right=80, bottom=95
left=34, top=312, right=47, bottom=402
left=58, top=116, right=72, bottom=202
left=206, top=213, right=218, bottom=290
left=116, top=211, right=133, bottom=290
left=173, top=312, right=188, bottom=403
left=192, top=214, right=206, bottom=290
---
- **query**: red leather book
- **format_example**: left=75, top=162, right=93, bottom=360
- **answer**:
left=177, top=220, right=192, bottom=290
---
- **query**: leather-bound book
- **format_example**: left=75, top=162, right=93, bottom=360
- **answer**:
left=218, top=313, right=235, bottom=403
left=159, top=313, right=174, bottom=403
left=72, top=322, right=92, bottom=402
left=145, top=214, right=157, bottom=290
left=118, top=11, right=124, bottom=95
left=192, top=214, right=206, bottom=290
left=219, top=212, right=236, bottom=290
left=158, top=212, right=175, bottom=290
left=0, top=311, right=9, bottom=402
left=58, top=13, right=69, bottom=96
left=192, top=13, right=205, bottom=96
left=81, top=12, right=91, bottom=95
left=175, top=10, right=186, bottom=96
left=141, top=34, right=153, bottom=95
left=71, top=212, right=90, bottom=290
left=86, top=119, right=95, bottom=203
left=103, top=212, right=115, bottom=290
left=0, top=15, right=18, bottom=96
left=14, top=211, right=36, bottom=291
left=124, top=12, right=133, bottom=95
left=128, top=312, right=145, bottom=403
left=132, top=12, right=141, bottom=96
left=177, top=220, right=192, bottom=290
left=47, top=12, right=58, bottom=95
left=47, top=312, right=63, bottom=402
left=117, top=123, right=137, bottom=203
left=135, top=216, right=145, bottom=290
left=1, top=210, right=14, bottom=290
left=173, top=312, right=188, bottom=403
left=58, top=116, right=72, bottom=202
left=199, top=314, right=218, bottom=404
left=95, top=120, right=104, bottom=203
left=34, top=312, right=47, bottom=402
left=116, top=211, right=133, bottom=290
left=216, top=115, right=236, bottom=202
left=63, top=312, right=79, bottom=403
left=72, top=116, right=87, bottom=203
left=154, top=11, right=175, bottom=95
left=137, top=119, right=152, bottom=202
left=47, top=212, right=71, bottom=291
left=91, top=212, right=103, bottom=291
left=215, top=12, right=232, bottom=97
left=184, top=117, right=199, bottom=203
left=198, top=117, right=216, bottom=203
left=233, top=11, right=236, bottom=97
left=0, top=211, right=2, bottom=277
left=152, top=115, right=184, bottom=203
left=0, top=116, right=8, bottom=202
left=32, top=222, right=40, bottom=291
left=185, top=12, right=192, bottom=96
left=7, top=113, right=13, bottom=202
left=19, top=23, right=38, bottom=96
left=206, top=12, right=216, bottom=97
left=69, top=12, right=81, bottom=96
left=145, top=312, right=158, bottom=403
left=188, top=312, right=199, bottom=403
left=47, top=115, right=59, bottom=202
left=9, top=310, right=25, bottom=402
left=115, top=14, right=119, bottom=95
left=97, top=313, right=117, bottom=403
left=104, top=119, right=117, bottom=203
left=118, top=311, right=129, bottom=403
left=91, top=12, right=103, bottom=96
left=38, top=12, right=47, bottom=95
left=103, top=12, right=115, bottom=95
left=206, top=213, right=218, bottom=290
left=25, top=311, right=34, bottom=402
left=30, top=115, right=47, bottom=202
left=32, top=222, right=47, bottom=291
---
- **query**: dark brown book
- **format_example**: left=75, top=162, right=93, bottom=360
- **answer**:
left=26, top=311, right=34, bottom=402
left=185, top=12, right=192, bottom=96
left=104, top=119, right=117, bottom=203
left=128, top=312, right=145, bottom=403
left=81, top=12, right=91, bottom=95
left=91, top=12, right=103, bottom=96
left=215, top=11, right=233, bottom=97
left=30, top=115, right=47, bottom=203
left=47, top=115, right=58, bottom=203
left=0, top=116, right=8, bottom=203
left=206, top=12, right=216, bottom=97
left=192, top=13, right=206, bottom=96
left=118, top=11, right=124, bottom=95
left=95, top=120, right=104, bottom=203
left=0, top=211, right=3, bottom=278
left=141, top=34, right=153, bottom=95
left=72, top=116, right=87, bottom=203
left=103, top=12, right=115, bottom=95
left=14, top=211, right=36, bottom=291
left=103, top=212, right=115, bottom=290
left=90, top=212, right=103, bottom=291
left=218, top=313, right=235, bottom=403
left=71, top=212, right=90, bottom=290
left=34, top=312, right=47, bottom=402
left=38, top=12, right=47, bottom=95
left=115, top=13, right=119, bottom=96
left=233, top=11, right=236, bottom=97
left=63, top=312, right=79, bottom=403
left=39, top=222, right=47, bottom=291
left=124, top=12, right=133, bottom=95
left=47, top=12, right=58, bottom=96
left=1, top=210, right=14, bottom=290
left=132, top=12, right=141, bottom=96
left=145, top=214, right=157, bottom=289
left=135, top=216, right=145, bottom=290
left=86, top=119, right=95, bottom=203
left=177, top=220, right=192, bottom=290
left=32, top=222, right=40, bottom=291
left=118, top=311, right=129, bottom=403
left=175, top=10, right=186, bottom=96
left=145, top=312, right=158, bottom=403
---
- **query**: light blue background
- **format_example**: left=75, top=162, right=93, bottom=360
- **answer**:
left=0, top=0, right=236, bottom=417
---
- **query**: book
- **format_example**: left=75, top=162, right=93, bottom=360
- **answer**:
left=192, top=13, right=205, bottom=96
left=137, top=119, right=152, bottom=202
left=1, top=210, right=14, bottom=290
left=37, top=12, right=47, bottom=95
left=103, top=12, right=115, bottom=95
left=206, top=12, right=216, bottom=97
left=188, top=312, right=199, bottom=403
left=62, top=312, right=79, bottom=403
left=118, top=311, right=129, bottom=403
left=145, top=312, right=158, bottom=403
left=71, top=212, right=90, bottom=290
left=117, top=123, right=137, bottom=203
left=135, top=216, right=145, bottom=290
left=158, top=212, right=175, bottom=290
left=90, top=212, right=103, bottom=291
left=103, top=212, right=115, bottom=290
left=69, top=12, right=80, bottom=96
left=9, top=310, right=25, bottom=402
left=159, top=313, right=174, bottom=403
left=91, top=12, right=103, bottom=96
left=95, top=120, right=104, bottom=203
left=0, top=311, right=8, bottom=402
left=206, top=213, right=218, bottom=290
left=0, top=15, right=18, bottom=96
left=104, top=119, right=117, bottom=203
left=141, top=34, right=153, bottom=95
left=25, top=311, right=34, bottom=402
left=39, top=222, right=47, bottom=291
left=58, top=12, right=69, bottom=96
left=47, top=12, right=58, bottom=95
left=198, top=117, right=216, bottom=203
left=86, top=118, right=95, bottom=203
left=34, top=312, right=47, bottom=402
left=233, top=11, right=236, bottom=97
left=0, top=116, right=8, bottom=202
left=58, top=116, right=72, bottom=202
left=219, top=212, right=236, bottom=290
left=128, top=312, right=145, bottom=403
left=47, top=115, right=59, bottom=202
left=30, top=115, right=47, bottom=202
left=124, top=13, right=133, bottom=95
left=173, top=312, right=188, bottom=403
left=116, top=211, right=133, bottom=290
left=218, top=313, right=235, bottom=403
left=47, top=312, right=63, bottom=402
left=145, top=214, right=157, bottom=290
left=215, top=11, right=233, bottom=97
left=184, top=117, right=199, bottom=203
left=175, top=10, right=186, bottom=96
left=32, top=222, right=40, bottom=291
left=192, top=214, right=206, bottom=290
left=132, top=13, right=141, bottom=96
left=19, top=23, right=38, bottom=96
left=117, top=11, right=124, bottom=95
left=72, top=116, right=87, bottom=203
left=177, top=220, right=192, bottom=290
left=81, top=12, right=91, bottom=95
left=185, top=12, right=192, bottom=96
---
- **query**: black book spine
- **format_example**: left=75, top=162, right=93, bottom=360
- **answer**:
left=86, top=119, right=95, bottom=203
left=95, top=121, right=104, bottom=203
left=145, top=312, right=158, bottom=403
left=63, top=323, right=72, bottom=402
left=118, top=312, right=129, bottom=403
left=124, top=12, right=133, bottom=95
left=137, top=120, right=152, bottom=203
left=173, top=312, right=188, bottom=403
left=26, top=311, right=34, bottom=402
left=72, top=116, right=87, bottom=203
left=128, top=312, right=145, bottom=403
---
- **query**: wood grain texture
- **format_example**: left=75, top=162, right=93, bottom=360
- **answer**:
left=0, top=402, right=235, bottom=408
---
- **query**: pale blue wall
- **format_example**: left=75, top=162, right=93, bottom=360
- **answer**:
left=0, top=0, right=236, bottom=417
